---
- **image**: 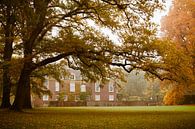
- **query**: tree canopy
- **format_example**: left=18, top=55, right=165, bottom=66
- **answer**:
left=0, top=0, right=166, bottom=110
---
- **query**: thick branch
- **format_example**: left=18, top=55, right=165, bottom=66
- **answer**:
left=33, top=52, right=74, bottom=70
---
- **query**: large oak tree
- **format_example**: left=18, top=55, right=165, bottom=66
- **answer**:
left=1, top=0, right=164, bottom=111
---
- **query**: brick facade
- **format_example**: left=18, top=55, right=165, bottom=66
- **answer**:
left=91, top=81, right=116, bottom=102
left=33, top=69, right=117, bottom=107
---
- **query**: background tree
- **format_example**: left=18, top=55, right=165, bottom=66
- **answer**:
left=119, top=70, right=147, bottom=101
left=118, top=70, right=164, bottom=103
left=161, top=81, right=185, bottom=105
left=159, top=0, right=195, bottom=104
left=144, top=79, right=164, bottom=103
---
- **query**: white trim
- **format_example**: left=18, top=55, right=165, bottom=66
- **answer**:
left=80, top=84, right=86, bottom=92
left=70, top=81, right=75, bottom=92
left=109, top=95, right=114, bottom=101
left=55, top=82, right=60, bottom=91
left=95, top=95, right=100, bottom=101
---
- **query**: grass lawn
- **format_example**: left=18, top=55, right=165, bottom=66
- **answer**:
left=0, top=106, right=195, bottom=129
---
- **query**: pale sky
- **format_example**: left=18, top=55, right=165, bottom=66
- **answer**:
left=152, top=0, right=172, bottom=25
left=152, top=0, right=172, bottom=37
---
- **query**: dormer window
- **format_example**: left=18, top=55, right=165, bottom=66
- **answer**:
left=69, top=73, right=75, bottom=80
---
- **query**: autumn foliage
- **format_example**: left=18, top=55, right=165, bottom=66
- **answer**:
left=160, top=0, right=195, bottom=104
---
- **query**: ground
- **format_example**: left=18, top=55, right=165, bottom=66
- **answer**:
left=0, top=106, right=195, bottom=129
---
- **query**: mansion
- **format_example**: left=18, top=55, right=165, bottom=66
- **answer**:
left=33, top=69, right=118, bottom=107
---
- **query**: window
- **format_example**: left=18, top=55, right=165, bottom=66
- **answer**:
left=108, top=81, right=114, bottom=92
left=44, top=80, right=49, bottom=89
left=43, top=95, right=49, bottom=101
left=64, top=95, right=68, bottom=101
left=55, top=82, right=60, bottom=91
left=95, top=95, right=100, bottom=101
left=80, top=84, right=86, bottom=92
left=109, top=95, right=114, bottom=101
left=70, top=81, right=75, bottom=92
left=95, top=82, right=100, bottom=92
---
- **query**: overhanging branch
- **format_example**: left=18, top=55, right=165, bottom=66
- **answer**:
left=33, top=52, right=74, bottom=70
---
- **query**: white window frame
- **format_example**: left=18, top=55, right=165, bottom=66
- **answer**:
left=55, top=82, right=60, bottom=92
left=95, top=95, right=100, bottom=101
left=109, top=95, right=114, bottom=101
left=80, top=84, right=86, bottom=92
left=108, top=81, right=114, bottom=92
left=43, top=95, right=49, bottom=101
left=70, top=81, right=75, bottom=92
left=95, top=82, right=100, bottom=92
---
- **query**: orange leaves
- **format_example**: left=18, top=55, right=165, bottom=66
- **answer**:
left=163, top=85, right=185, bottom=105
left=159, top=0, right=195, bottom=104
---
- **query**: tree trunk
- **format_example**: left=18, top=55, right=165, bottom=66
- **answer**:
left=10, top=63, right=32, bottom=111
left=1, top=2, right=14, bottom=108
left=23, top=77, right=32, bottom=109
left=0, top=31, right=13, bottom=109
left=0, top=69, right=11, bottom=108
left=1, top=47, right=13, bottom=109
